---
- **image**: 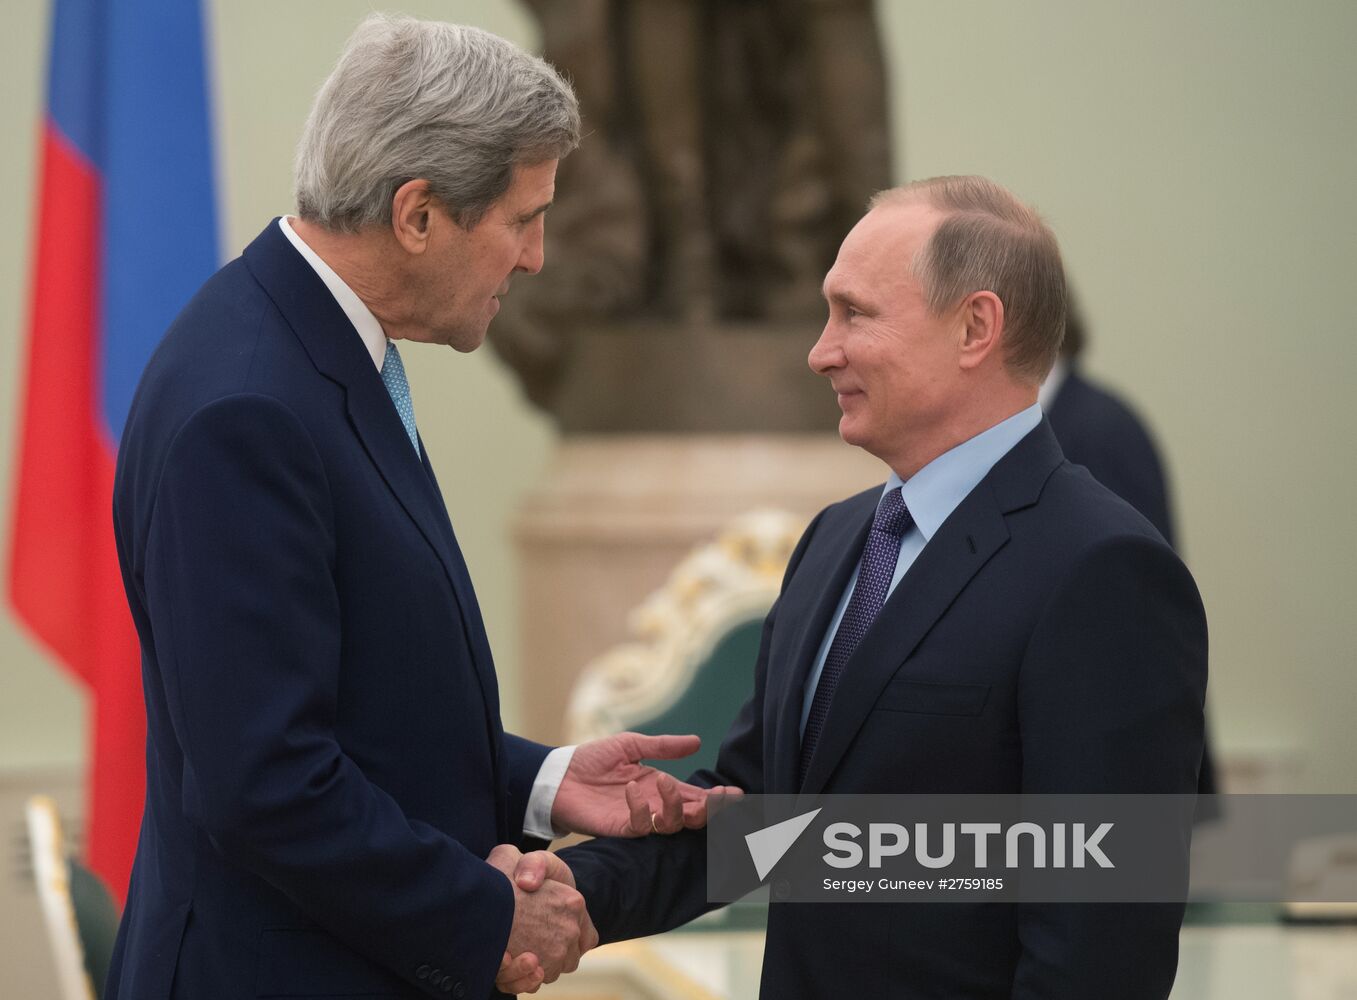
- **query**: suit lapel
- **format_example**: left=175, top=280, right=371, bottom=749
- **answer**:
left=419, top=446, right=503, bottom=724
left=343, top=379, right=503, bottom=714
left=242, top=221, right=502, bottom=723
left=768, top=492, right=876, bottom=793
left=797, top=421, right=1066, bottom=795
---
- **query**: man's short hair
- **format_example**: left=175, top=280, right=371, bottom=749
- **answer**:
left=871, top=177, right=1067, bottom=383
left=295, top=14, right=580, bottom=233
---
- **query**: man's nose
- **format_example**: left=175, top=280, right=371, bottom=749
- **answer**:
left=808, top=322, right=844, bottom=375
left=517, top=224, right=545, bottom=275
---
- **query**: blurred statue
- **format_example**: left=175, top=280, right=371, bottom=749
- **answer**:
left=494, top=0, right=893, bottom=431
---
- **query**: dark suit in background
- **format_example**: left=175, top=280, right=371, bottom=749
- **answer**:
left=107, top=222, right=546, bottom=1000
left=1046, top=365, right=1175, bottom=546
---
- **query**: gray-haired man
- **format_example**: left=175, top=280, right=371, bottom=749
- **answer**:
left=107, top=16, right=727, bottom=999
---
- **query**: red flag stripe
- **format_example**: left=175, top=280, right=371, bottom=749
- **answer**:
left=9, top=122, right=145, bottom=900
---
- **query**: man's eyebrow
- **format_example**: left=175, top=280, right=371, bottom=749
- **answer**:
left=822, top=277, right=863, bottom=306
left=517, top=200, right=553, bottom=222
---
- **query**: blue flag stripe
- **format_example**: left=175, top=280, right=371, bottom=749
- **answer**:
left=99, top=0, right=219, bottom=439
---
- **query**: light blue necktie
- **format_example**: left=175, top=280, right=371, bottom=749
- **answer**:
left=380, top=340, right=420, bottom=457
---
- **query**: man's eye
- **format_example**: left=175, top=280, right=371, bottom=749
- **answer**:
left=845, top=306, right=860, bottom=319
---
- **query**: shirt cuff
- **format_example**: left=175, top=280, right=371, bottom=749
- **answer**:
left=523, top=745, right=576, bottom=840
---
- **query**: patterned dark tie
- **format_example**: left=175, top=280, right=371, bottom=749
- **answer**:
left=799, top=487, right=913, bottom=784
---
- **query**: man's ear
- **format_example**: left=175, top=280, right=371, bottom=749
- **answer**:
left=391, top=179, right=435, bottom=254
left=958, top=290, right=1005, bottom=371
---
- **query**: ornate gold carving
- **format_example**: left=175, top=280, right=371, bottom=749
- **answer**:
left=566, top=509, right=802, bottom=742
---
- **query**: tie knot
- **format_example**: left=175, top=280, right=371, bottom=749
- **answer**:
left=381, top=341, right=406, bottom=383
left=873, top=487, right=912, bottom=538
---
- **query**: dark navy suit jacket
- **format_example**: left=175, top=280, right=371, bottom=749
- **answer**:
left=107, top=221, right=548, bottom=1000
left=563, top=421, right=1208, bottom=999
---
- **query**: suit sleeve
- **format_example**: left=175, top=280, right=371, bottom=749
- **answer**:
left=1012, top=534, right=1207, bottom=1000
left=560, top=508, right=827, bottom=942
left=502, top=733, right=553, bottom=849
left=144, top=394, right=512, bottom=1000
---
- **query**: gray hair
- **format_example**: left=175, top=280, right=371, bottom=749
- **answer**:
left=871, top=177, right=1067, bottom=383
left=295, top=14, right=580, bottom=232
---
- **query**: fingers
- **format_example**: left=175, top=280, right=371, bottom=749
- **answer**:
left=502, top=846, right=577, bottom=894
left=500, top=966, right=544, bottom=995
left=496, top=951, right=544, bottom=995
left=512, top=851, right=548, bottom=891
left=486, top=843, right=524, bottom=880
left=515, top=849, right=576, bottom=891
left=653, top=773, right=685, bottom=833
left=675, top=780, right=745, bottom=803
left=626, top=732, right=701, bottom=761
left=681, top=784, right=746, bottom=829
left=562, top=891, right=587, bottom=975
left=626, top=775, right=743, bottom=835
left=580, top=903, right=600, bottom=954
left=624, top=780, right=651, bottom=835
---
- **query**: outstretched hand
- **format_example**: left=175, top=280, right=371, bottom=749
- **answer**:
left=551, top=732, right=743, bottom=838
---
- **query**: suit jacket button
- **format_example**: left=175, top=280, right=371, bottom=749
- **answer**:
left=429, top=968, right=442, bottom=982
left=452, top=982, right=465, bottom=998
left=416, top=964, right=431, bottom=980
left=439, top=977, right=453, bottom=993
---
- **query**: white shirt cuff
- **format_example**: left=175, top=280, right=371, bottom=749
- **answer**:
left=523, top=745, right=576, bottom=840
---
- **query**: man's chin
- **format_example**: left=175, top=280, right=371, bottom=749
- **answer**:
left=445, top=323, right=490, bottom=354
left=837, top=417, right=868, bottom=449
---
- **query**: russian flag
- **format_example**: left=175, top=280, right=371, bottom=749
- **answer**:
left=9, top=0, right=219, bottom=901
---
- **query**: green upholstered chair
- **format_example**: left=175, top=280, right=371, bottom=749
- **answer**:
left=26, top=795, right=121, bottom=999
left=566, top=509, right=804, bottom=930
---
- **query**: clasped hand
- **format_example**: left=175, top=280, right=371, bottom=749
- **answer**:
left=487, top=845, right=596, bottom=994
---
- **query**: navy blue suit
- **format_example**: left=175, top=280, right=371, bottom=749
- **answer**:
left=107, top=221, right=548, bottom=1000
left=562, top=421, right=1208, bottom=999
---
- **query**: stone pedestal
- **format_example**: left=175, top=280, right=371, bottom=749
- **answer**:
left=514, top=434, right=883, bottom=744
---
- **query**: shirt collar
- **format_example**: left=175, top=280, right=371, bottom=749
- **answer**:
left=885, top=403, right=1043, bottom=541
left=277, top=216, right=387, bottom=371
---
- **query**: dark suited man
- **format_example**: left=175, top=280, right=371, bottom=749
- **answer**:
left=107, top=15, right=729, bottom=1000
left=544, top=177, right=1208, bottom=998
left=1042, top=296, right=1176, bottom=545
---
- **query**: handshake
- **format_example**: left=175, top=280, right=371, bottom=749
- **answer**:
left=483, top=732, right=743, bottom=993
left=486, top=844, right=595, bottom=994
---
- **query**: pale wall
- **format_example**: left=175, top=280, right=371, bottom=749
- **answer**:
left=1, top=1, right=1353, bottom=788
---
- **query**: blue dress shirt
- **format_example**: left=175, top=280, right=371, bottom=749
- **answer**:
left=799, top=404, right=1044, bottom=736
